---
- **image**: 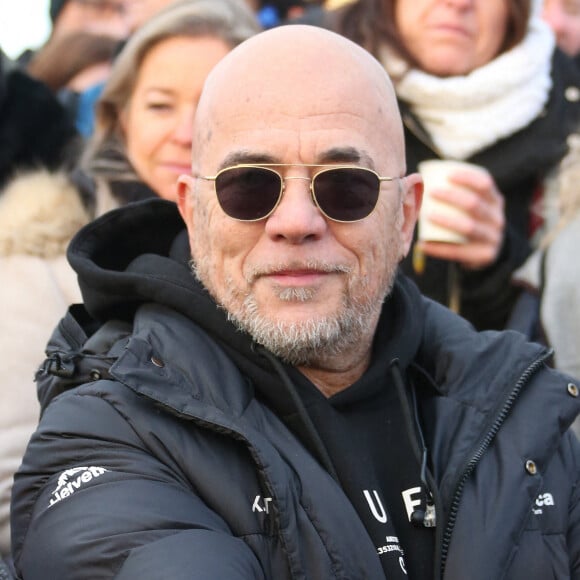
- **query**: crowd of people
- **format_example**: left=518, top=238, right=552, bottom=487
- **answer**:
left=1, top=0, right=580, bottom=578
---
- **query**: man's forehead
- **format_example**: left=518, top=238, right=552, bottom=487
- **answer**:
left=192, top=25, right=403, bottom=166
left=198, top=25, right=396, bottom=117
left=214, top=25, right=369, bottom=69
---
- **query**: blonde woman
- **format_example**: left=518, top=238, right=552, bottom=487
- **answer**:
left=83, top=0, right=260, bottom=211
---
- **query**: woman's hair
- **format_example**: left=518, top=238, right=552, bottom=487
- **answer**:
left=334, top=0, right=531, bottom=65
left=27, top=32, right=119, bottom=92
left=83, top=0, right=260, bottom=184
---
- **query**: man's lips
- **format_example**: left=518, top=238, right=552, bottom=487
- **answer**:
left=261, top=269, right=332, bottom=286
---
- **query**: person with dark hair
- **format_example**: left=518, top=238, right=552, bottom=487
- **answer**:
left=13, top=0, right=132, bottom=132
left=325, top=0, right=580, bottom=331
left=10, top=24, right=580, bottom=580
left=15, top=0, right=129, bottom=70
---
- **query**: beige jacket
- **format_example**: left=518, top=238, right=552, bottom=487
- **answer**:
left=0, top=170, right=92, bottom=556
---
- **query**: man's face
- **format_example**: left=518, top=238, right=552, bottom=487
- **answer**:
left=178, top=31, right=421, bottom=368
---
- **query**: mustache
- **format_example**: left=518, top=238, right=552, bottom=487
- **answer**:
left=246, top=260, right=352, bottom=282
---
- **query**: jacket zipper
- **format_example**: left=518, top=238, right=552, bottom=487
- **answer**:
left=439, top=350, right=553, bottom=578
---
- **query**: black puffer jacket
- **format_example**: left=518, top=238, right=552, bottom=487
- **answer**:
left=11, top=200, right=580, bottom=579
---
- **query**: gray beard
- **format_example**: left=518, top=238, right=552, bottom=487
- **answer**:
left=190, top=260, right=394, bottom=367
left=228, top=287, right=382, bottom=366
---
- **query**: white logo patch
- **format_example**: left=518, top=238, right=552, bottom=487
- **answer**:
left=49, top=466, right=109, bottom=507
left=252, top=495, right=273, bottom=514
left=533, top=492, right=555, bottom=515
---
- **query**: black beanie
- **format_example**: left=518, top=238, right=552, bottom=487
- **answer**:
left=50, top=0, right=68, bottom=22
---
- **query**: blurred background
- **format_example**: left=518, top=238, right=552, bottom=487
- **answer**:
left=0, top=0, right=52, bottom=59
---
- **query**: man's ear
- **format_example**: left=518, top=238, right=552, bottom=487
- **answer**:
left=177, top=174, right=195, bottom=229
left=399, top=173, right=423, bottom=257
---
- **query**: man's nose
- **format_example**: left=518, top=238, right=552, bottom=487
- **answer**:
left=264, top=175, right=328, bottom=242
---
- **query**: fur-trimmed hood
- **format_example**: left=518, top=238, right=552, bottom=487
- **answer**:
left=0, top=170, right=90, bottom=259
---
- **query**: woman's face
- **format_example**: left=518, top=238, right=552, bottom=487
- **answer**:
left=122, top=35, right=232, bottom=200
left=394, top=0, right=510, bottom=76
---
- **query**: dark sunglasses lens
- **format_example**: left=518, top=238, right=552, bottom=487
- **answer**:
left=314, top=168, right=380, bottom=221
left=215, top=167, right=281, bottom=220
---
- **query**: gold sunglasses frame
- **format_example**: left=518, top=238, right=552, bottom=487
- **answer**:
left=196, top=163, right=402, bottom=223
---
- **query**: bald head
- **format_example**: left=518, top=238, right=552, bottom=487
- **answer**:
left=193, top=25, right=405, bottom=168
left=201, top=24, right=397, bottom=100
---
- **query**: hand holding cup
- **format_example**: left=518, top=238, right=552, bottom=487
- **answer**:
left=417, top=160, right=505, bottom=270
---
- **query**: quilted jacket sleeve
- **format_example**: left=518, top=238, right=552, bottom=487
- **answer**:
left=566, top=431, right=580, bottom=579
left=10, top=387, right=266, bottom=580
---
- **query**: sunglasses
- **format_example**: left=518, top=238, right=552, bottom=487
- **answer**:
left=197, top=164, right=401, bottom=223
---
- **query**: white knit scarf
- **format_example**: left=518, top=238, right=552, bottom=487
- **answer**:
left=379, top=11, right=556, bottom=160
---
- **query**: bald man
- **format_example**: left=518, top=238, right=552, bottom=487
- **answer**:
left=11, top=25, right=580, bottom=580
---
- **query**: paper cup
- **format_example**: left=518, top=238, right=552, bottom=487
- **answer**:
left=417, top=160, right=488, bottom=244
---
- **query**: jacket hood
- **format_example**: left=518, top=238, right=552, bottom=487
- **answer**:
left=68, top=198, right=194, bottom=321
left=67, top=197, right=426, bottom=391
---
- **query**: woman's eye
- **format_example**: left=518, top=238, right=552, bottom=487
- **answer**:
left=146, top=102, right=173, bottom=112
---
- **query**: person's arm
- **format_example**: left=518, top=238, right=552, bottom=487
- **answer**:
left=458, top=224, right=531, bottom=330
left=11, top=388, right=266, bottom=580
